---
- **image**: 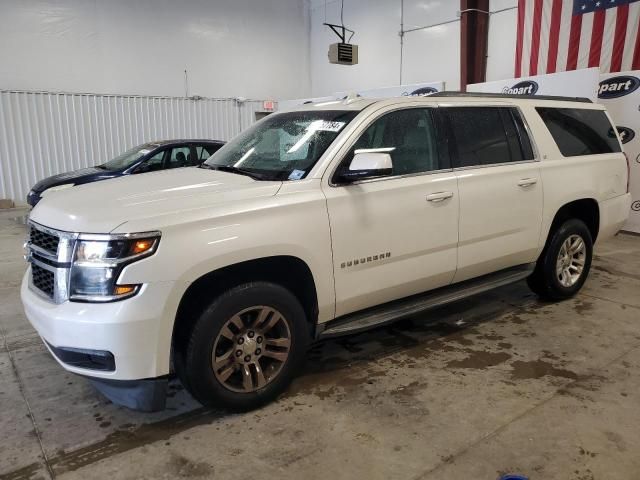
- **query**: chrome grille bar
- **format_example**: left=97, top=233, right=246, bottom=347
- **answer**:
left=26, top=221, right=78, bottom=304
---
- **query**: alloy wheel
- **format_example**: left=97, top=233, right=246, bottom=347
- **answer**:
left=556, top=234, right=586, bottom=287
left=211, top=306, right=292, bottom=393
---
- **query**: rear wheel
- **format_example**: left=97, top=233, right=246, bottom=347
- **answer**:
left=527, top=219, right=593, bottom=300
left=176, top=282, right=309, bottom=410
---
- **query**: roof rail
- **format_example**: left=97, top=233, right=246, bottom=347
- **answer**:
left=341, top=92, right=363, bottom=104
left=430, top=91, right=593, bottom=103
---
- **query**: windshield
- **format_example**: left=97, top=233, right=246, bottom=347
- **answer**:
left=100, top=144, right=157, bottom=171
left=203, top=110, right=358, bottom=180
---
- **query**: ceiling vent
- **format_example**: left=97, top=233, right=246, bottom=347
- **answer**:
left=328, top=43, right=359, bottom=65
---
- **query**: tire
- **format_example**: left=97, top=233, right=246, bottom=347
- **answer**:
left=176, top=282, right=309, bottom=411
left=527, top=218, right=593, bottom=300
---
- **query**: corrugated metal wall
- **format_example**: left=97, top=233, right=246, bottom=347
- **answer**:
left=0, top=90, right=270, bottom=204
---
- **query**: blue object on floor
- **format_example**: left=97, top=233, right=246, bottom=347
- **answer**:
left=499, top=475, right=529, bottom=480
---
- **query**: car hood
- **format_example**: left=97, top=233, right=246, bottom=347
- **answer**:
left=31, top=167, right=112, bottom=192
left=30, top=167, right=282, bottom=233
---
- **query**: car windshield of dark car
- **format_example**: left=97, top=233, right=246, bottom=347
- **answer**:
left=100, top=144, right=157, bottom=171
left=203, top=110, right=358, bottom=180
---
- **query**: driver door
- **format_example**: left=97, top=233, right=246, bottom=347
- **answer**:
left=323, top=107, right=459, bottom=317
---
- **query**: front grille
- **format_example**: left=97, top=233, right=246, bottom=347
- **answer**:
left=32, top=263, right=55, bottom=299
left=30, top=227, right=59, bottom=255
left=27, top=222, right=76, bottom=303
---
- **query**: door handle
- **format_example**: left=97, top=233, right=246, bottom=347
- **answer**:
left=517, top=178, right=538, bottom=187
left=426, top=191, right=454, bottom=202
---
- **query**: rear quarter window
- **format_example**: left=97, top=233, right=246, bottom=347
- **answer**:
left=536, top=107, right=622, bottom=157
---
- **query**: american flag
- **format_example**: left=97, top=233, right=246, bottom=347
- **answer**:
left=515, top=0, right=640, bottom=77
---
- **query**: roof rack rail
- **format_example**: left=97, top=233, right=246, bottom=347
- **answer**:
left=429, top=91, right=593, bottom=103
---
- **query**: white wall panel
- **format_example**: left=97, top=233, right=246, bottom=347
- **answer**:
left=486, top=0, right=518, bottom=82
left=0, top=90, right=269, bottom=204
left=308, top=0, right=401, bottom=97
left=308, top=0, right=460, bottom=96
left=307, top=0, right=518, bottom=97
left=402, top=20, right=461, bottom=91
left=0, top=0, right=310, bottom=100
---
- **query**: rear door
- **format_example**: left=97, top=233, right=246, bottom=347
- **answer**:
left=441, top=105, right=543, bottom=282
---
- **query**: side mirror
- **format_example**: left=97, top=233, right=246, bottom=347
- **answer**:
left=337, top=150, right=393, bottom=183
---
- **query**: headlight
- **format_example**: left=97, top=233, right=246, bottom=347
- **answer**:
left=70, top=231, right=160, bottom=302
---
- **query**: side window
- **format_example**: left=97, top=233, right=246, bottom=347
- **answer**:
left=137, top=149, right=165, bottom=173
left=346, top=108, right=442, bottom=176
left=445, top=107, right=521, bottom=167
left=167, top=146, right=192, bottom=169
left=536, top=107, right=622, bottom=157
left=499, top=108, right=535, bottom=162
left=195, top=144, right=222, bottom=163
left=510, top=108, right=534, bottom=160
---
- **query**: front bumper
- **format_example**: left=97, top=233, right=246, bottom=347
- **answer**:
left=88, top=376, right=168, bottom=412
left=44, top=334, right=168, bottom=411
left=21, top=269, right=176, bottom=381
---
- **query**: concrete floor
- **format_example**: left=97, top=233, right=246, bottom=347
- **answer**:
left=1, top=208, right=640, bottom=480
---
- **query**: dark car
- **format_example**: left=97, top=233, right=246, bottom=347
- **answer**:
left=27, top=139, right=225, bottom=207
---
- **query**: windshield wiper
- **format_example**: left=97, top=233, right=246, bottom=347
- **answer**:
left=200, top=164, right=266, bottom=180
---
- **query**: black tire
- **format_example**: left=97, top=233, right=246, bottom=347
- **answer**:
left=175, top=282, right=309, bottom=411
left=527, top=218, right=593, bottom=300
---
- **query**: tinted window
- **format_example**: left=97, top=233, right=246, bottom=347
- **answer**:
left=446, top=107, right=529, bottom=167
left=101, top=143, right=157, bottom=171
left=196, top=144, right=219, bottom=162
left=345, top=108, right=442, bottom=176
left=510, top=109, right=534, bottom=160
left=536, top=107, right=622, bottom=157
left=167, top=146, right=192, bottom=169
left=137, top=150, right=165, bottom=173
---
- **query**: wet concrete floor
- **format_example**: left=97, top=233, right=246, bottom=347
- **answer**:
left=1, top=208, right=639, bottom=480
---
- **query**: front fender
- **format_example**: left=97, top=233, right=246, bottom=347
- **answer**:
left=115, top=190, right=336, bottom=374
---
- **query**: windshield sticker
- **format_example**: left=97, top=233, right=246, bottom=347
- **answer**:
left=288, top=169, right=305, bottom=180
left=317, top=121, right=346, bottom=132
left=138, top=149, right=151, bottom=155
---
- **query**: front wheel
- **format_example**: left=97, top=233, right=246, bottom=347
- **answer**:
left=527, top=219, right=593, bottom=300
left=176, top=282, right=309, bottom=410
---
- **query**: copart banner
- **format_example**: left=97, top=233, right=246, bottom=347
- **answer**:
left=467, top=68, right=600, bottom=101
left=599, top=71, right=640, bottom=233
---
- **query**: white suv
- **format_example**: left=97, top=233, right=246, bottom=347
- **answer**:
left=21, top=93, right=631, bottom=411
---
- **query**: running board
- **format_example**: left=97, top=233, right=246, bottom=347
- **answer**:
left=317, top=263, right=535, bottom=339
